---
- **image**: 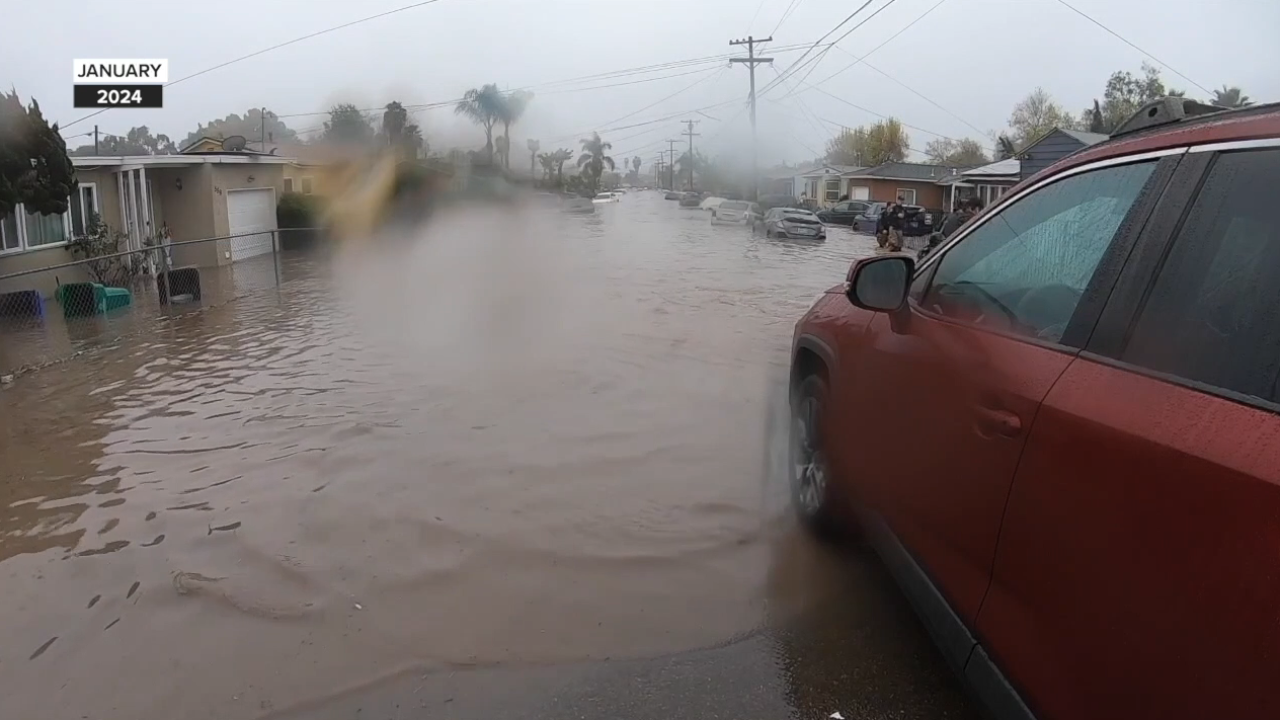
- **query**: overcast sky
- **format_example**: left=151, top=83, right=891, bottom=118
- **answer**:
left=6, top=0, right=1277, bottom=168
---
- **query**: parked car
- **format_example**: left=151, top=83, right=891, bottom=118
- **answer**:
left=711, top=200, right=759, bottom=225
left=678, top=192, right=703, bottom=208
left=758, top=194, right=801, bottom=212
left=700, top=196, right=728, bottom=211
left=784, top=97, right=1280, bottom=720
left=591, top=191, right=619, bottom=203
left=664, top=191, right=682, bottom=200
left=850, top=202, right=935, bottom=236
left=756, top=207, right=826, bottom=239
left=816, top=200, right=874, bottom=225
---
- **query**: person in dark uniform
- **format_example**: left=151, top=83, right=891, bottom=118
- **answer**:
left=883, top=196, right=907, bottom=251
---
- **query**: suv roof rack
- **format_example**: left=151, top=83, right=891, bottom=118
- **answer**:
left=1111, top=96, right=1228, bottom=138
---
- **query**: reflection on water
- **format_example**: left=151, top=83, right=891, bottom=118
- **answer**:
left=0, top=193, right=958, bottom=720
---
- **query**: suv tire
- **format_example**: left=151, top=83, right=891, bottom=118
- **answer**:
left=790, top=374, right=839, bottom=536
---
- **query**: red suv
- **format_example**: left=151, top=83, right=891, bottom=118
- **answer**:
left=787, top=98, right=1280, bottom=720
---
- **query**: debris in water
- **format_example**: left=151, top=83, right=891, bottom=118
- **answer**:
left=354, top=603, right=363, bottom=610
left=207, top=521, right=242, bottom=535
left=28, top=636, right=57, bottom=660
left=126, top=581, right=140, bottom=599
left=830, top=713, right=844, bottom=719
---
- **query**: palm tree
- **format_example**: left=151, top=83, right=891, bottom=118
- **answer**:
left=527, top=139, right=541, bottom=179
left=537, top=152, right=558, bottom=185
left=494, top=90, right=533, bottom=169
left=577, top=133, right=614, bottom=194
left=454, top=84, right=504, bottom=161
left=495, top=134, right=510, bottom=168
left=1211, top=85, right=1252, bottom=109
left=552, top=148, right=573, bottom=187
left=631, top=156, right=641, bottom=179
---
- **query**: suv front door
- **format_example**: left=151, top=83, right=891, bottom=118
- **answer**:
left=835, top=157, right=1171, bottom=659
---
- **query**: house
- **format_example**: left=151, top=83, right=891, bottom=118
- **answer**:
left=935, top=158, right=1022, bottom=211
left=181, top=136, right=338, bottom=198
left=0, top=150, right=295, bottom=297
left=796, top=165, right=864, bottom=206
left=1018, top=128, right=1108, bottom=180
left=837, top=162, right=957, bottom=209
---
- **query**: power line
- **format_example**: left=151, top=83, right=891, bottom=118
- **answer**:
left=1050, top=0, right=1211, bottom=96
left=61, top=0, right=451, bottom=130
left=786, top=0, right=900, bottom=91
left=769, top=0, right=805, bottom=36
left=746, top=0, right=771, bottom=34
left=755, top=0, right=878, bottom=98
left=791, top=0, right=951, bottom=91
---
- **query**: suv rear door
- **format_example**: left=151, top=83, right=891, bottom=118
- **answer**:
left=834, top=154, right=1177, bottom=671
left=978, top=142, right=1280, bottom=719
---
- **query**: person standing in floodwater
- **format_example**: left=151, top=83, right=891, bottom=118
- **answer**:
left=883, top=195, right=907, bottom=252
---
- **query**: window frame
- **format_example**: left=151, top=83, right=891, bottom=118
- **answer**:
left=283, top=177, right=295, bottom=193
left=896, top=187, right=917, bottom=205
left=70, top=182, right=100, bottom=237
left=0, top=210, right=22, bottom=255
left=909, top=149, right=1183, bottom=351
left=1081, top=138, right=1280, bottom=414
left=300, top=176, right=314, bottom=195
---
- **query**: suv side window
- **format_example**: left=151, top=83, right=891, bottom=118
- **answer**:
left=1122, top=149, right=1280, bottom=404
left=922, top=160, right=1156, bottom=345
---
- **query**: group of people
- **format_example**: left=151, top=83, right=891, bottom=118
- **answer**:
left=872, top=194, right=986, bottom=259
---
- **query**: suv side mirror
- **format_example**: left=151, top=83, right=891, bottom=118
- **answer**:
left=846, top=254, right=914, bottom=312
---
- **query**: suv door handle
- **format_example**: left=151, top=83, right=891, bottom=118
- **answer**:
left=974, top=406, right=1023, bottom=439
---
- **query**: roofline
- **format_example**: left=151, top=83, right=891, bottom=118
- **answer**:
left=843, top=174, right=952, bottom=183
left=73, top=154, right=295, bottom=167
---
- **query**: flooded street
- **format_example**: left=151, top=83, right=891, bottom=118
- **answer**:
left=0, top=192, right=972, bottom=719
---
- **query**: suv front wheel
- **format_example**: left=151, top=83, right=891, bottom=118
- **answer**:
left=790, top=374, right=838, bottom=534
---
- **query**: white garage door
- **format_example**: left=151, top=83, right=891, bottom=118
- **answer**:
left=849, top=185, right=871, bottom=201
left=227, top=188, right=277, bottom=262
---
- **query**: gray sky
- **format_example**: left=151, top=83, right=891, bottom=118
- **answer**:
left=6, top=0, right=1277, bottom=168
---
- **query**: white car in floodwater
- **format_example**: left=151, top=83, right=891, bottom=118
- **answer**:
left=592, top=191, right=620, bottom=203
left=699, top=196, right=726, bottom=211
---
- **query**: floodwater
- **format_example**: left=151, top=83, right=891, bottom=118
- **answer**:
left=0, top=193, right=972, bottom=719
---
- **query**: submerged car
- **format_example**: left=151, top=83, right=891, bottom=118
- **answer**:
left=756, top=207, right=826, bottom=239
left=711, top=200, right=759, bottom=225
left=664, top=191, right=682, bottom=200
left=592, top=191, right=619, bottom=203
left=785, top=97, right=1280, bottom=720
left=678, top=192, right=703, bottom=208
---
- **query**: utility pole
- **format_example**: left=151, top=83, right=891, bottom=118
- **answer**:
left=666, top=140, right=680, bottom=192
left=260, top=107, right=268, bottom=152
left=681, top=120, right=700, bottom=191
left=729, top=35, right=773, bottom=201
left=93, top=125, right=99, bottom=154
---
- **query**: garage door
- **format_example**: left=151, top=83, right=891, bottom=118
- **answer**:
left=849, top=185, right=870, bottom=201
left=227, top=189, right=277, bottom=262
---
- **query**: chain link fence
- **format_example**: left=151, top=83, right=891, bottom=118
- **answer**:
left=0, top=228, right=321, bottom=380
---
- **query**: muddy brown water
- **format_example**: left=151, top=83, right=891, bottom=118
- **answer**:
left=0, top=194, right=952, bottom=719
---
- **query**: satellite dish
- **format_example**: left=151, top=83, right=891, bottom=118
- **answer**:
left=221, top=135, right=247, bottom=152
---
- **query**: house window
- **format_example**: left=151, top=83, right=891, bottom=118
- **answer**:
left=284, top=177, right=295, bottom=193
left=1, top=211, right=21, bottom=253
left=301, top=177, right=314, bottom=195
left=23, top=207, right=70, bottom=248
left=849, top=185, right=870, bottom=201
left=896, top=188, right=917, bottom=205
left=70, top=183, right=99, bottom=236
left=825, top=178, right=840, bottom=202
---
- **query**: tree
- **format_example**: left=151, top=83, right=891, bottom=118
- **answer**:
left=1211, top=85, right=1252, bottom=109
left=323, top=103, right=374, bottom=145
left=923, top=137, right=989, bottom=166
left=494, top=90, right=533, bottom=169
left=538, top=148, right=573, bottom=188
left=71, top=125, right=177, bottom=156
left=527, top=138, right=540, bottom=178
left=180, top=108, right=299, bottom=150
left=1083, top=63, right=1187, bottom=134
left=995, top=134, right=1018, bottom=161
left=0, top=92, right=75, bottom=218
left=379, top=102, right=425, bottom=158
left=1008, top=87, right=1077, bottom=148
left=824, top=118, right=909, bottom=167
left=1087, top=99, right=1105, bottom=133
left=454, top=84, right=505, bottom=161
left=576, top=133, right=614, bottom=194
left=632, top=156, right=641, bottom=175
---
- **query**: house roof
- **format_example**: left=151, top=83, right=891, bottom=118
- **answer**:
left=961, top=158, right=1021, bottom=177
left=844, top=161, right=956, bottom=182
left=72, top=153, right=294, bottom=167
left=799, top=164, right=860, bottom=177
left=1059, top=128, right=1109, bottom=146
